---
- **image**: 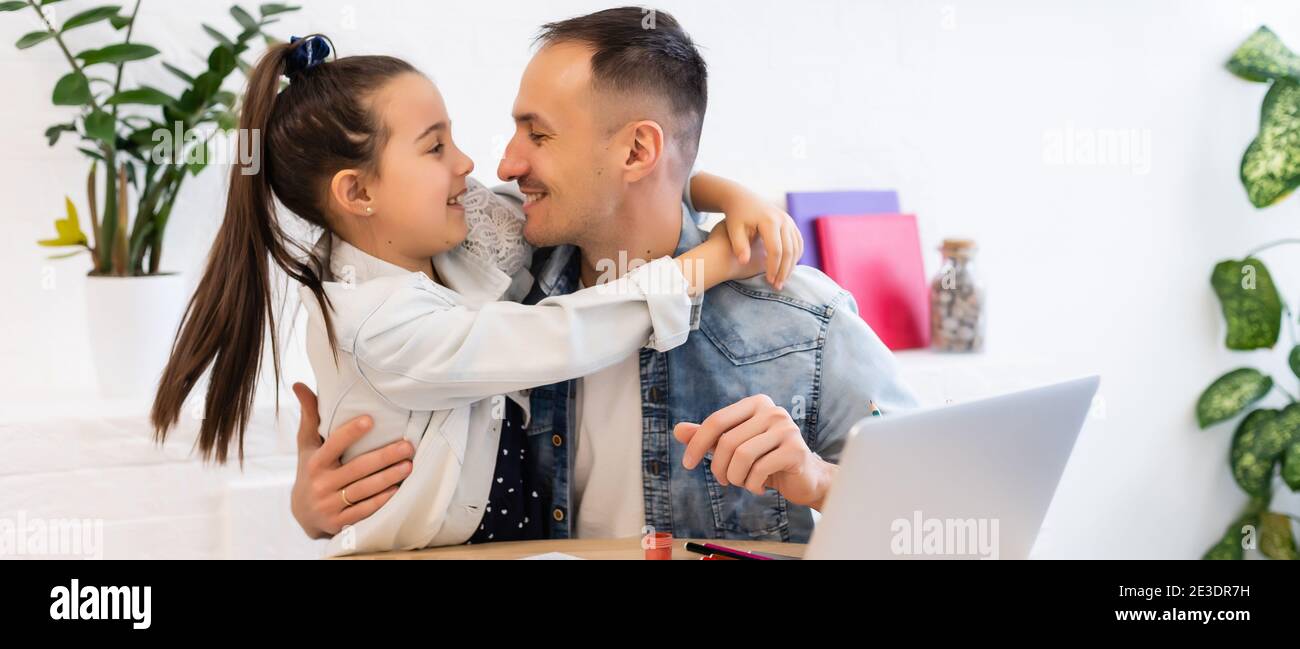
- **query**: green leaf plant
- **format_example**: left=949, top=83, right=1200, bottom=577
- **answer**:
left=1196, top=26, right=1300, bottom=559
left=5, top=0, right=300, bottom=275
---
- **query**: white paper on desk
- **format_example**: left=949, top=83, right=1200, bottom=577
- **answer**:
left=519, top=552, right=584, bottom=560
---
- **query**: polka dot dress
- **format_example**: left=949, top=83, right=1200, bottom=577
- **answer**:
left=467, top=398, right=544, bottom=544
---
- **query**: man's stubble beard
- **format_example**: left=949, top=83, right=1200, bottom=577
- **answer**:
left=523, top=187, right=618, bottom=251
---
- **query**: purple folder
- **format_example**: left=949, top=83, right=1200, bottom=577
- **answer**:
left=785, top=190, right=901, bottom=269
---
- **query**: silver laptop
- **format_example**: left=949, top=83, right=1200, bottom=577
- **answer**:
left=805, top=376, right=1099, bottom=560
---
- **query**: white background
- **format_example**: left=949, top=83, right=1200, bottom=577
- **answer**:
left=5, top=0, right=1300, bottom=558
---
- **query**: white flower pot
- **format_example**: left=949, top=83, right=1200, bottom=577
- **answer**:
left=84, top=273, right=188, bottom=399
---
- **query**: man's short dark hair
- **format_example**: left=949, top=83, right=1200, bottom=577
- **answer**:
left=536, top=6, right=708, bottom=174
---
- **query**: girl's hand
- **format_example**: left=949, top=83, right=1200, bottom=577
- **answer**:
left=718, top=205, right=803, bottom=290
left=706, top=221, right=769, bottom=281
left=674, top=225, right=768, bottom=297
left=687, top=172, right=804, bottom=289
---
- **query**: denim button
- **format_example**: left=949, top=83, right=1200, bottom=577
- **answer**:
left=552, top=508, right=565, bottom=522
left=551, top=434, right=563, bottom=447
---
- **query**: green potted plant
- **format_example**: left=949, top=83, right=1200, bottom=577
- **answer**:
left=1196, top=26, right=1300, bottom=560
left=5, top=0, right=298, bottom=396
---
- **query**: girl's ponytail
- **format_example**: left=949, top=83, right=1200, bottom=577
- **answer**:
left=152, top=43, right=298, bottom=464
left=151, top=37, right=417, bottom=464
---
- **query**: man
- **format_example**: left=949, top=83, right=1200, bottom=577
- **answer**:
left=291, top=7, right=916, bottom=544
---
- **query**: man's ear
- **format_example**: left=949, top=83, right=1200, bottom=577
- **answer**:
left=329, top=168, right=375, bottom=221
left=620, top=120, right=665, bottom=183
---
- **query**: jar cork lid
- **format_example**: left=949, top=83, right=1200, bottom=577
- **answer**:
left=941, top=239, right=977, bottom=257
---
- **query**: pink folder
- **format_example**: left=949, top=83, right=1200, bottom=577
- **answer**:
left=815, top=214, right=929, bottom=350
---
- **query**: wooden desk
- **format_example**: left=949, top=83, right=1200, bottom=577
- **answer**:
left=339, top=537, right=806, bottom=560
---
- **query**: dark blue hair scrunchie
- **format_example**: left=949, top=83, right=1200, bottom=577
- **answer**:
left=286, top=35, right=331, bottom=77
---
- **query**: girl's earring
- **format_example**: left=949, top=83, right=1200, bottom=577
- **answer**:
left=365, top=206, right=373, bottom=215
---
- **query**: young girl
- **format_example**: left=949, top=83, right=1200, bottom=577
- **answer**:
left=150, top=36, right=801, bottom=556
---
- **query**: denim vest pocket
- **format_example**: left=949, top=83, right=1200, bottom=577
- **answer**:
left=701, top=460, right=788, bottom=539
left=699, top=283, right=824, bottom=365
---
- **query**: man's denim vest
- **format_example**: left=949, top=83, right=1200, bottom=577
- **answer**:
left=522, top=202, right=918, bottom=542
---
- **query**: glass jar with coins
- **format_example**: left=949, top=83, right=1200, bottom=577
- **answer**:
left=930, top=238, right=984, bottom=352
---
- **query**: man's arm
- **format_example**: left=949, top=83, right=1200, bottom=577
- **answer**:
left=673, top=293, right=919, bottom=510
left=810, top=293, right=920, bottom=463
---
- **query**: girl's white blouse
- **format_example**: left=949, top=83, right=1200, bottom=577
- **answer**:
left=299, top=178, right=693, bottom=556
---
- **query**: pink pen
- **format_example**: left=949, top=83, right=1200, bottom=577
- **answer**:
left=700, top=542, right=773, bottom=560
